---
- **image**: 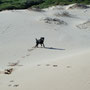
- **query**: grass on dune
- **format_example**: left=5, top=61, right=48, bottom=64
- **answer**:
left=0, top=0, right=90, bottom=11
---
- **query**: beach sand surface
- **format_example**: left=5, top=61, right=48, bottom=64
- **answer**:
left=0, top=4, right=90, bottom=90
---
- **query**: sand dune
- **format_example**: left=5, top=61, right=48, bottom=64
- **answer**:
left=66, top=3, right=89, bottom=10
left=0, top=4, right=90, bottom=90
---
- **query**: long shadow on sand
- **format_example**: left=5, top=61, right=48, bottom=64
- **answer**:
left=44, top=47, right=65, bottom=51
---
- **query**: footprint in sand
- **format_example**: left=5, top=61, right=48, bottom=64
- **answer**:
left=4, top=68, right=14, bottom=75
left=1, top=68, right=14, bottom=75
left=8, top=80, right=19, bottom=87
left=13, top=84, right=19, bottom=87
left=8, top=84, right=12, bottom=87
left=8, top=84, right=19, bottom=87
left=37, top=64, right=41, bottom=66
left=21, top=48, right=35, bottom=59
left=22, top=56, right=26, bottom=58
left=8, top=80, right=14, bottom=87
left=8, top=61, right=19, bottom=66
left=10, top=80, right=14, bottom=82
left=27, top=48, right=35, bottom=52
left=66, top=66, right=71, bottom=68
left=27, top=49, right=33, bottom=52
left=26, top=54, right=30, bottom=57
left=46, top=64, right=50, bottom=66
left=53, top=65, right=58, bottom=67
left=8, top=61, right=23, bottom=67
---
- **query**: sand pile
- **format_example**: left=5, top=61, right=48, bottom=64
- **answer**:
left=66, top=3, right=89, bottom=9
left=41, top=17, right=67, bottom=25
left=77, top=20, right=90, bottom=29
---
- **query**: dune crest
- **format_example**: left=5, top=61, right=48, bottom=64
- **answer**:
left=66, top=3, right=89, bottom=10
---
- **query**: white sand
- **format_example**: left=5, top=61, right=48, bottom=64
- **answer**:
left=0, top=5, right=90, bottom=90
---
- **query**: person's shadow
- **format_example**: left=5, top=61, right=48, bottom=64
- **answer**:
left=44, top=47, right=65, bottom=51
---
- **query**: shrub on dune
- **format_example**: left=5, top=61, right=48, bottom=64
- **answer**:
left=41, top=17, right=67, bottom=25
left=55, top=11, right=73, bottom=18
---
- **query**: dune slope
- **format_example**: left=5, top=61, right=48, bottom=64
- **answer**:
left=0, top=5, right=90, bottom=90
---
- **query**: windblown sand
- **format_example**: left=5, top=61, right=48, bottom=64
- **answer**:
left=0, top=4, right=90, bottom=90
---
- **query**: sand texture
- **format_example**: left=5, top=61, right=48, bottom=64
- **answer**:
left=0, top=4, right=90, bottom=90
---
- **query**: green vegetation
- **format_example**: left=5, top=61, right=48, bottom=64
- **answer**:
left=0, top=0, right=44, bottom=11
left=35, top=0, right=90, bottom=8
left=0, top=0, right=90, bottom=11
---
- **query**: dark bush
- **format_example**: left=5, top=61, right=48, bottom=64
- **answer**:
left=0, top=0, right=90, bottom=11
